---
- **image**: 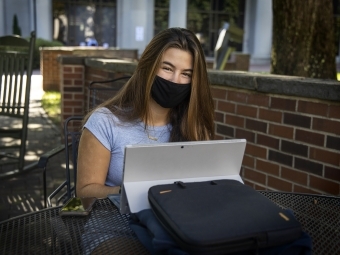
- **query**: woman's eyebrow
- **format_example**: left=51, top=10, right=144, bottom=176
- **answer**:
left=162, top=61, right=193, bottom=72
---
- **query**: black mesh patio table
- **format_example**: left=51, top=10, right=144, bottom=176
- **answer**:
left=0, top=192, right=339, bottom=255
left=0, top=198, right=149, bottom=254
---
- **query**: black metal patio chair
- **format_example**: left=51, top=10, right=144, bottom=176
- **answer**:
left=0, top=31, right=36, bottom=178
left=38, top=76, right=131, bottom=208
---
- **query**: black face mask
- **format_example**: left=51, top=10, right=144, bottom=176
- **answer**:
left=151, top=75, right=191, bottom=108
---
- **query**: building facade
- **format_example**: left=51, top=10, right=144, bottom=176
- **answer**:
left=0, top=0, right=339, bottom=64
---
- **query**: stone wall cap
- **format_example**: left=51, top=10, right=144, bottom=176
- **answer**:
left=85, top=58, right=137, bottom=73
left=84, top=58, right=340, bottom=102
left=208, top=69, right=340, bottom=101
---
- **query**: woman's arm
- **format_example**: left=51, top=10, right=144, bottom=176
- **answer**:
left=76, top=128, right=120, bottom=198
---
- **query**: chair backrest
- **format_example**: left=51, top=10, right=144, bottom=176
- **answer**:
left=47, top=76, right=131, bottom=206
left=88, top=76, right=131, bottom=111
left=0, top=32, right=36, bottom=171
left=0, top=32, right=35, bottom=118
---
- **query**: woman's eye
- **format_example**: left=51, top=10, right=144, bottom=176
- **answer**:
left=182, top=73, right=192, bottom=78
left=163, top=67, right=172, bottom=72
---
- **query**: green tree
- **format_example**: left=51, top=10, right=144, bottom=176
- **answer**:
left=271, top=0, right=337, bottom=79
left=12, top=14, right=22, bottom=36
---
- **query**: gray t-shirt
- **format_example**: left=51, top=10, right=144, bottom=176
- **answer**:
left=84, top=107, right=171, bottom=187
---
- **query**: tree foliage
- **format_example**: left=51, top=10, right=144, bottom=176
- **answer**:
left=271, top=0, right=337, bottom=79
left=12, top=14, right=22, bottom=36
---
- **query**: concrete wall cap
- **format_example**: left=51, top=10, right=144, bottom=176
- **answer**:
left=83, top=58, right=340, bottom=102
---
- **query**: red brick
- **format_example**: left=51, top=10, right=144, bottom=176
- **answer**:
left=259, top=108, right=282, bottom=123
left=247, top=94, right=270, bottom=107
left=211, top=87, right=227, bottom=99
left=256, top=159, right=279, bottom=175
left=225, top=114, right=245, bottom=127
left=74, top=94, right=85, bottom=100
left=63, top=107, right=73, bottom=113
left=64, top=73, right=83, bottom=79
left=74, top=108, right=84, bottom=114
left=64, top=100, right=83, bottom=107
left=63, top=79, right=72, bottom=85
left=245, top=143, right=267, bottom=159
left=329, top=105, right=340, bottom=119
left=63, top=94, right=73, bottom=99
left=63, top=87, right=83, bottom=92
left=242, top=154, right=255, bottom=168
left=298, top=100, right=328, bottom=117
left=217, top=101, right=235, bottom=113
left=235, top=128, right=255, bottom=142
left=269, top=124, right=294, bottom=139
left=310, top=175, right=340, bottom=195
left=74, top=80, right=84, bottom=86
left=74, top=67, right=84, bottom=73
left=246, top=119, right=267, bottom=133
left=214, top=111, right=224, bottom=123
left=268, top=176, right=293, bottom=192
left=313, top=118, right=340, bottom=135
left=295, top=129, right=324, bottom=146
left=324, top=166, right=340, bottom=180
left=284, top=113, right=311, bottom=128
left=281, top=167, right=308, bottom=185
left=216, top=124, right=234, bottom=137
left=257, top=134, right=280, bottom=149
left=228, top=91, right=248, bottom=103
left=310, top=147, right=340, bottom=166
left=236, top=105, right=257, bottom=118
left=243, top=168, right=266, bottom=185
left=63, top=66, right=72, bottom=72
left=271, top=97, right=296, bottom=112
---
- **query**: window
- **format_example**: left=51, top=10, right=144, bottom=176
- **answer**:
left=53, top=0, right=116, bottom=46
left=187, top=0, right=245, bottom=57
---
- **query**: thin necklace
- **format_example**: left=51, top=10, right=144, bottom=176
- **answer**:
left=147, top=125, right=168, bottom=141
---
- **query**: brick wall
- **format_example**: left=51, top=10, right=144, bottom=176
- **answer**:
left=59, top=64, right=85, bottom=130
left=41, top=47, right=138, bottom=92
left=41, top=49, right=73, bottom=91
left=212, top=86, right=340, bottom=195
left=58, top=57, right=340, bottom=196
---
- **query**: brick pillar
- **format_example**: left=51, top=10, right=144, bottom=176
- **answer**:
left=59, top=64, right=85, bottom=130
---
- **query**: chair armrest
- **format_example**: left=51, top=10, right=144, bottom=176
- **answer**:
left=38, top=144, right=66, bottom=168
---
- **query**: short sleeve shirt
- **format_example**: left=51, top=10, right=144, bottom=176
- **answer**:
left=83, top=107, right=171, bottom=186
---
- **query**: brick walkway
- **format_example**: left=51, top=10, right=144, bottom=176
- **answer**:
left=0, top=71, right=65, bottom=221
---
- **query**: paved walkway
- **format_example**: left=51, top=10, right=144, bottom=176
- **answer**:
left=0, top=70, right=65, bottom=221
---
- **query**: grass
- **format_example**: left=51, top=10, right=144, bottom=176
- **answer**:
left=41, top=91, right=61, bottom=127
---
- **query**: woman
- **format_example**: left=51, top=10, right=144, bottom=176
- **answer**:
left=76, top=27, right=215, bottom=199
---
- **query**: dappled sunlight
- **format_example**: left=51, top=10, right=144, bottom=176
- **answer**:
left=25, top=154, right=38, bottom=161
left=1, top=71, right=65, bottom=220
left=0, top=137, right=17, bottom=143
left=6, top=193, right=42, bottom=213
left=27, top=123, right=44, bottom=129
left=30, top=74, right=44, bottom=100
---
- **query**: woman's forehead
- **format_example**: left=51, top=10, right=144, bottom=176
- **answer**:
left=161, top=48, right=193, bottom=70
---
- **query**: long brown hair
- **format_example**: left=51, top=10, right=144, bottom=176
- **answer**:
left=84, top=27, right=215, bottom=141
